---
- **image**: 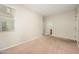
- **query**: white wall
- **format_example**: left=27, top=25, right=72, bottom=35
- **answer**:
left=0, top=5, right=43, bottom=49
left=45, top=10, right=76, bottom=40
left=76, top=5, right=79, bottom=47
left=77, top=5, right=79, bottom=41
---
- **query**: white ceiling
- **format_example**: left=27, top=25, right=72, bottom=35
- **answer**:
left=24, top=4, right=76, bottom=16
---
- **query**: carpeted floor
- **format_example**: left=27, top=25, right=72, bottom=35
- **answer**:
left=3, top=36, right=79, bottom=54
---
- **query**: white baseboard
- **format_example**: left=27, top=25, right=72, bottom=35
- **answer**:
left=0, top=36, right=42, bottom=51
left=45, top=35, right=74, bottom=41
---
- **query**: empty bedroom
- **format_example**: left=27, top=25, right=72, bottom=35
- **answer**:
left=0, top=4, right=79, bottom=54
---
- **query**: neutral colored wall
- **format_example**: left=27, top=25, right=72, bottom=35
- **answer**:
left=77, top=5, right=79, bottom=41
left=76, top=5, right=79, bottom=47
left=0, top=5, right=43, bottom=49
left=45, top=10, right=76, bottom=40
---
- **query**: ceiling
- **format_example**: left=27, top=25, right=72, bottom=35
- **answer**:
left=24, top=4, right=76, bottom=16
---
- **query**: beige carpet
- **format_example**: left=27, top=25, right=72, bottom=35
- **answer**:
left=3, top=36, right=79, bottom=54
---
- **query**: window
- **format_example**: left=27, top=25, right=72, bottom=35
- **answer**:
left=0, top=5, right=15, bottom=32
